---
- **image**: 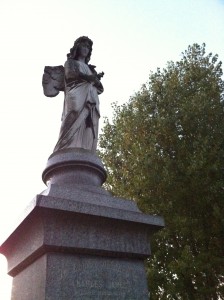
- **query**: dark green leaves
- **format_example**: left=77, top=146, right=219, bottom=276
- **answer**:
left=99, top=44, right=224, bottom=299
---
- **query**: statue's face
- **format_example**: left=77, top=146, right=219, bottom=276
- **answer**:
left=77, top=41, right=91, bottom=58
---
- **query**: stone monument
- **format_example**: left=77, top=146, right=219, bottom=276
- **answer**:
left=0, top=36, right=164, bottom=299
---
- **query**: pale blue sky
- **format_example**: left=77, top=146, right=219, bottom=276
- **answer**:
left=0, top=0, right=224, bottom=298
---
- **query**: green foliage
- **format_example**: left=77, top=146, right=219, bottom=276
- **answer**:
left=99, top=43, right=224, bottom=299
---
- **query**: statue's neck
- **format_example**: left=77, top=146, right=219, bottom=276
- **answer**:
left=76, top=56, right=86, bottom=63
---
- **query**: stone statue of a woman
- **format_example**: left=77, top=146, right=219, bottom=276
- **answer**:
left=42, top=36, right=104, bottom=153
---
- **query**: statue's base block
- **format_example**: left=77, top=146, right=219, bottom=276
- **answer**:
left=1, top=149, right=164, bottom=299
left=12, top=253, right=148, bottom=299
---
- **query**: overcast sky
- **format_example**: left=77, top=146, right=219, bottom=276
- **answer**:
left=0, top=0, right=224, bottom=298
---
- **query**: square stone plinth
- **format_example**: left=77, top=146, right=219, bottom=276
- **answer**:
left=1, top=192, right=164, bottom=300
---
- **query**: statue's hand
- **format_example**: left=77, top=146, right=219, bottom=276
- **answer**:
left=97, top=72, right=104, bottom=80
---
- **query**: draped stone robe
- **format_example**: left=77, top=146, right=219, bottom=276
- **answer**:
left=54, top=59, right=103, bottom=152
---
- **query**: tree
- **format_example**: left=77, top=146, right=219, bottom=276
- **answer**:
left=99, top=44, right=224, bottom=299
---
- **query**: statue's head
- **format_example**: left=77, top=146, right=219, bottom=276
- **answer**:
left=67, top=36, right=93, bottom=63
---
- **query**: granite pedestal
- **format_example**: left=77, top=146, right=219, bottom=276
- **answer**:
left=0, top=148, right=164, bottom=300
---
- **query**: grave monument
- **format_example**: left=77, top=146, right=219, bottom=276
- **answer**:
left=0, top=36, right=164, bottom=299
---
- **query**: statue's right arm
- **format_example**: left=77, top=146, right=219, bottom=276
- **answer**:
left=64, top=60, right=78, bottom=80
left=64, top=59, right=99, bottom=85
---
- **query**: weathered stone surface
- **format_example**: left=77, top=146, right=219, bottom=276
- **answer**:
left=11, top=253, right=149, bottom=300
left=0, top=149, right=165, bottom=299
left=1, top=193, right=164, bottom=277
left=42, top=148, right=107, bottom=187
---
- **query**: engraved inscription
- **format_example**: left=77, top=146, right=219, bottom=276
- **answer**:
left=76, top=279, right=103, bottom=289
left=57, top=254, right=149, bottom=299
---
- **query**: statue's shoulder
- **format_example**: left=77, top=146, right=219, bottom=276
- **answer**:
left=42, top=65, right=65, bottom=97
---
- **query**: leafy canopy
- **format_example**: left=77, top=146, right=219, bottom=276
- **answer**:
left=99, top=43, right=224, bottom=299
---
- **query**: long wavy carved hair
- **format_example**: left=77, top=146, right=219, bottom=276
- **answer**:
left=67, top=36, right=93, bottom=64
